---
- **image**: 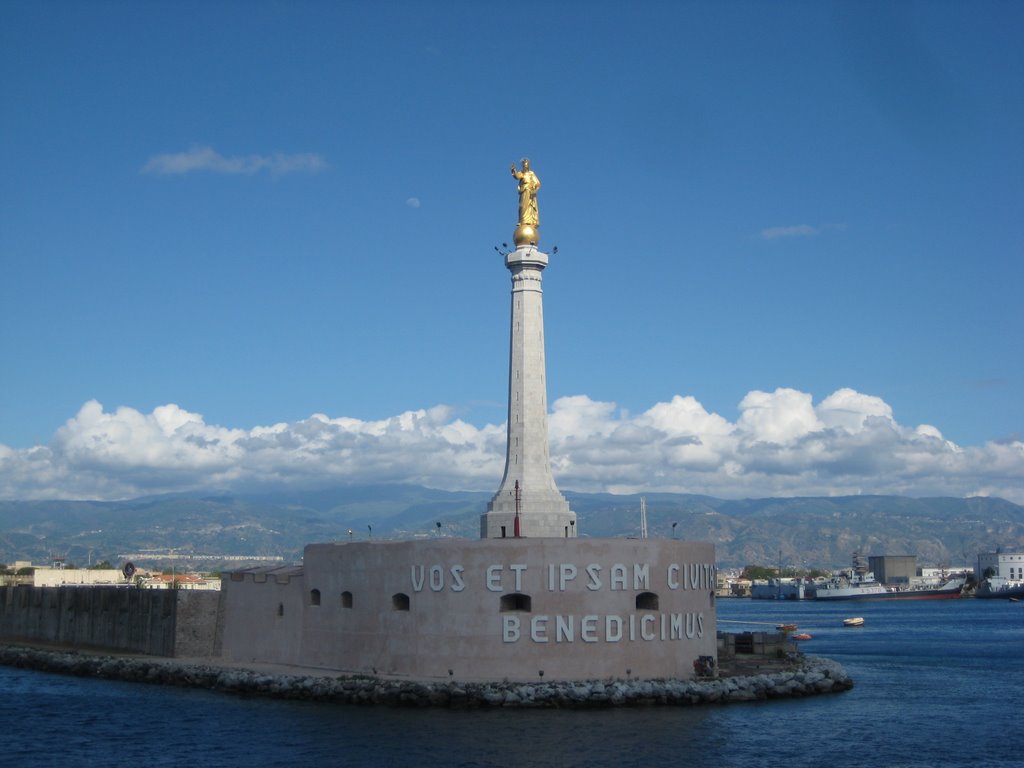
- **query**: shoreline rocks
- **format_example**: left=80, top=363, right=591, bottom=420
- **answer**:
left=0, top=644, right=852, bottom=708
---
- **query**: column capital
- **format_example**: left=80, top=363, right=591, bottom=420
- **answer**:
left=505, top=245, right=548, bottom=272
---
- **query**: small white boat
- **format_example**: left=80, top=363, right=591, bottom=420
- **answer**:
left=843, top=617, right=865, bottom=627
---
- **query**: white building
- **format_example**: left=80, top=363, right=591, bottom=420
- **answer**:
left=32, top=568, right=128, bottom=588
left=976, top=550, right=1024, bottom=581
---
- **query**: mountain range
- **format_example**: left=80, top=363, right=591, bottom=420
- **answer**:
left=2, top=486, right=1022, bottom=571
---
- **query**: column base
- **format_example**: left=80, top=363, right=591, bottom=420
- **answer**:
left=481, top=493, right=577, bottom=538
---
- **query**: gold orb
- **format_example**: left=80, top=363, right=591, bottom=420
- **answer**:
left=513, top=223, right=539, bottom=246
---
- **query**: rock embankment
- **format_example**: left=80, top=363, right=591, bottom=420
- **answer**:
left=0, top=645, right=852, bottom=708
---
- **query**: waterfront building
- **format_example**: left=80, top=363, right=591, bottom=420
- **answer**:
left=975, top=550, right=1024, bottom=599
left=920, top=566, right=969, bottom=581
left=715, top=571, right=735, bottom=597
left=976, top=550, right=1024, bottom=581
left=32, top=567, right=128, bottom=588
left=138, top=574, right=221, bottom=591
left=750, top=578, right=805, bottom=600
left=869, top=555, right=916, bottom=586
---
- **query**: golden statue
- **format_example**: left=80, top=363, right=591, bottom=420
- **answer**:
left=511, top=159, right=540, bottom=245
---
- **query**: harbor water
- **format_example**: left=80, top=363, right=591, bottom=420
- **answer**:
left=2, top=598, right=1021, bottom=767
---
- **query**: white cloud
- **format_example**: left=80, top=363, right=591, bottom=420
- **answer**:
left=0, top=390, right=1022, bottom=504
left=817, top=388, right=893, bottom=431
left=141, top=146, right=326, bottom=176
left=737, top=388, right=823, bottom=443
left=759, top=224, right=819, bottom=240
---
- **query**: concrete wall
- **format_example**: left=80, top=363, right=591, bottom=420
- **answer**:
left=220, top=538, right=717, bottom=682
left=0, top=586, right=220, bottom=658
left=173, top=591, right=221, bottom=658
left=869, top=555, right=916, bottom=585
left=219, top=567, right=305, bottom=666
left=718, top=631, right=794, bottom=658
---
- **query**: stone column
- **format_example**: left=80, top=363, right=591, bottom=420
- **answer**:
left=481, top=245, right=576, bottom=538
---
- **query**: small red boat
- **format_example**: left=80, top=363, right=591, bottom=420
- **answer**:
left=792, top=633, right=812, bottom=641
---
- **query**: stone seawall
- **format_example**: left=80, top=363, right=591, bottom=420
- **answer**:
left=0, top=587, right=220, bottom=658
left=0, top=644, right=853, bottom=708
left=171, top=591, right=221, bottom=658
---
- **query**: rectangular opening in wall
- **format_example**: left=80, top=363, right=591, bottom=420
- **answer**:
left=500, top=593, right=532, bottom=612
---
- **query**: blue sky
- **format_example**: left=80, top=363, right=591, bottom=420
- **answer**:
left=1, top=1, right=1022, bottom=503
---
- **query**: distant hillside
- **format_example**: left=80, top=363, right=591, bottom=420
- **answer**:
left=567, top=492, right=1024, bottom=570
left=1, top=487, right=1021, bottom=570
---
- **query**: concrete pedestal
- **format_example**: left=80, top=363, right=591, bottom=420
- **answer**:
left=220, top=538, right=717, bottom=682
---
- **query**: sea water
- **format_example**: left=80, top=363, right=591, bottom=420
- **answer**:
left=2, top=599, right=1021, bottom=768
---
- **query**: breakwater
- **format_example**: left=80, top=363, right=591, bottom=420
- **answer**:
left=0, top=643, right=852, bottom=707
left=0, top=586, right=220, bottom=657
